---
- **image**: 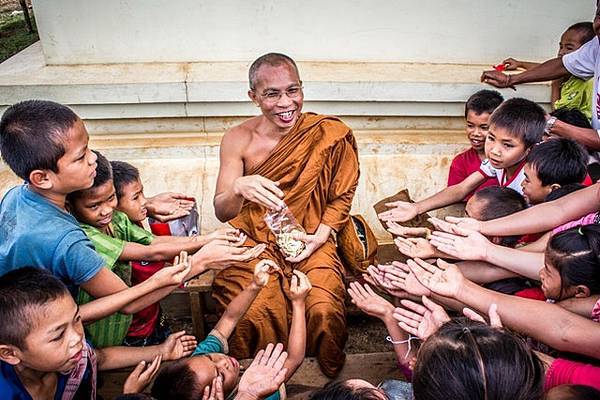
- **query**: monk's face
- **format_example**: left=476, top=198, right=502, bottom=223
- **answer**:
left=249, top=62, right=304, bottom=132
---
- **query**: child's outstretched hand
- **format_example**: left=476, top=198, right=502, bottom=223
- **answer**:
left=202, top=228, right=247, bottom=245
left=348, top=281, right=394, bottom=320
left=387, top=221, right=431, bottom=239
left=429, top=226, right=489, bottom=261
left=288, top=270, right=312, bottom=303
left=159, top=330, right=198, bottom=360
left=378, top=201, right=419, bottom=223
left=407, top=258, right=465, bottom=299
left=395, top=237, right=436, bottom=259
left=462, top=303, right=503, bottom=328
left=153, top=251, right=192, bottom=286
left=202, top=376, right=225, bottom=400
left=237, top=343, right=288, bottom=400
left=123, top=354, right=162, bottom=394
left=253, top=259, right=281, bottom=288
left=393, top=296, right=450, bottom=340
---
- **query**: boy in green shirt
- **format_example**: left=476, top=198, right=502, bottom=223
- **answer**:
left=67, top=151, right=266, bottom=347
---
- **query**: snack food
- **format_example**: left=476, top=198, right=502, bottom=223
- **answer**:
left=264, top=205, right=306, bottom=258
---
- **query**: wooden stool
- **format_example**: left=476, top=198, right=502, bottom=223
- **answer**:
left=183, top=271, right=215, bottom=338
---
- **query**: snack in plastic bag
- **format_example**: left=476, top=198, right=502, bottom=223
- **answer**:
left=264, top=205, right=306, bottom=258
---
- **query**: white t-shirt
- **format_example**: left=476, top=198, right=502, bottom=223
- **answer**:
left=478, top=159, right=526, bottom=195
left=562, top=36, right=600, bottom=130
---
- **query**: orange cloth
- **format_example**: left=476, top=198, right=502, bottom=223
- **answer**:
left=213, top=113, right=359, bottom=377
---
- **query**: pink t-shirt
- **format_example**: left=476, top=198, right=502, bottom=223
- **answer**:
left=447, top=147, right=497, bottom=200
left=545, top=358, right=600, bottom=390
left=552, top=212, right=599, bottom=236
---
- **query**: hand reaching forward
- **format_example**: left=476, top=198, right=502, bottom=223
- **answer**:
left=395, top=237, right=437, bottom=259
left=363, top=266, right=409, bottom=299
left=379, top=262, right=431, bottom=297
left=123, top=355, right=162, bottom=394
left=145, top=192, right=195, bottom=222
left=347, top=281, right=394, bottom=320
left=203, top=376, right=225, bottom=400
left=288, top=270, right=312, bottom=303
left=253, top=259, right=281, bottom=287
left=462, top=303, right=503, bottom=328
left=429, top=216, right=482, bottom=233
left=233, top=175, right=285, bottom=210
left=202, top=228, right=247, bottom=245
left=480, top=69, right=516, bottom=89
left=386, top=221, right=431, bottom=239
left=159, top=330, right=198, bottom=360
left=378, top=201, right=419, bottom=223
left=194, top=240, right=267, bottom=272
left=152, top=250, right=192, bottom=286
left=393, top=296, right=450, bottom=340
left=236, top=343, right=288, bottom=400
left=429, top=226, right=490, bottom=261
left=407, top=258, right=465, bottom=299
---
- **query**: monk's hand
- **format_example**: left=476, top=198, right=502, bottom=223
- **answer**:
left=253, top=259, right=281, bottom=288
left=285, top=224, right=331, bottom=263
left=288, top=270, right=312, bottom=303
left=378, top=201, right=419, bottom=223
left=233, top=175, right=285, bottom=210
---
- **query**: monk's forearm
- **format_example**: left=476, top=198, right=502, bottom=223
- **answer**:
left=214, top=190, right=245, bottom=222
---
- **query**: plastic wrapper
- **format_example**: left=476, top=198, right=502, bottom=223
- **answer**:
left=264, top=205, right=306, bottom=258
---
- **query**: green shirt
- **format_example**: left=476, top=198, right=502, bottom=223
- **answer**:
left=77, top=210, right=154, bottom=347
left=555, top=75, right=593, bottom=121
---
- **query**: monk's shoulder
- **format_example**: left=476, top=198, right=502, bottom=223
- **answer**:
left=306, top=113, right=354, bottom=143
left=221, top=117, right=258, bottom=148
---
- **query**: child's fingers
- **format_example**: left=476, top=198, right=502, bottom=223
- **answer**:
left=421, top=295, right=443, bottom=313
left=488, top=303, right=503, bottom=328
left=260, top=344, right=275, bottom=365
left=202, top=385, right=211, bottom=400
left=169, top=330, right=187, bottom=340
left=399, top=299, right=427, bottom=316
left=267, top=343, right=285, bottom=367
left=140, top=355, right=162, bottom=381
left=290, top=274, right=298, bottom=291
left=130, top=359, right=146, bottom=378
left=412, top=258, right=438, bottom=274
left=394, top=305, right=423, bottom=322
left=397, top=321, right=419, bottom=337
left=462, top=307, right=487, bottom=323
left=249, top=349, right=265, bottom=368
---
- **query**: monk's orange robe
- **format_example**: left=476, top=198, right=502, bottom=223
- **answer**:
left=213, top=112, right=359, bottom=377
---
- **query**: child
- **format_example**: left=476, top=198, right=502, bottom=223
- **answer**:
left=0, top=267, right=197, bottom=399
left=521, top=138, right=589, bottom=205
left=540, top=225, right=600, bottom=302
left=379, top=98, right=546, bottom=223
left=502, top=22, right=595, bottom=120
left=67, top=151, right=261, bottom=347
left=151, top=260, right=310, bottom=400
left=447, top=89, right=504, bottom=200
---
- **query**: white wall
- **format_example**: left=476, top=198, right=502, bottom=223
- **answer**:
left=33, top=0, right=595, bottom=65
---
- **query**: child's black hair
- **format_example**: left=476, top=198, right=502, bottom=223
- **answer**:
left=0, top=100, right=79, bottom=181
left=151, top=359, right=202, bottom=400
left=113, top=395, right=154, bottom=400
left=566, top=22, right=595, bottom=45
left=110, top=160, right=141, bottom=199
left=311, top=380, right=389, bottom=400
left=464, top=90, right=504, bottom=118
left=489, top=98, right=546, bottom=148
left=547, top=225, right=600, bottom=298
left=471, top=187, right=527, bottom=248
left=544, top=384, right=600, bottom=400
left=526, top=138, right=588, bottom=186
left=550, top=108, right=592, bottom=129
left=544, top=183, right=585, bottom=203
left=67, top=150, right=112, bottom=202
left=413, top=318, right=544, bottom=400
left=0, top=267, right=70, bottom=349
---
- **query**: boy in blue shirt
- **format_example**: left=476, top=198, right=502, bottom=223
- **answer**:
left=0, top=267, right=197, bottom=399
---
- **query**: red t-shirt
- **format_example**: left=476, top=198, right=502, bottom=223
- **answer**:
left=448, top=147, right=498, bottom=200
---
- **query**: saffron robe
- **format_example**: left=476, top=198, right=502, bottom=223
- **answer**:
left=213, top=112, right=359, bottom=377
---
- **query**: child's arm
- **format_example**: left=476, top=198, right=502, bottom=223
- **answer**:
left=282, top=270, right=310, bottom=380
left=214, top=259, right=280, bottom=339
left=96, top=330, right=197, bottom=371
left=379, top=172, right=485, bottom=222
left=81, top=252, right=191, bottom=322
left=502, top=58, right=539, bottom=71
left=151, top=228, right=242, bottom=246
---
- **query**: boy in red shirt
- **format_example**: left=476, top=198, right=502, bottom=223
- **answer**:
left=448, top=89, right=504, bottom=200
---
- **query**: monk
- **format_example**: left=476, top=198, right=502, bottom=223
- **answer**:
left=212, top=53, right=359, bottom=377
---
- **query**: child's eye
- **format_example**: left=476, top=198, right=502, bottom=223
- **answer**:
left=504, top=143, right=514, bottom=148
left=51, top=331, right=65, bottom=342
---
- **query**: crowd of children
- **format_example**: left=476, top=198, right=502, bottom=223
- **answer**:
left=2, top=15, right=600, bottom=400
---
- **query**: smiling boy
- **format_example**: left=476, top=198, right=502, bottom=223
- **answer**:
left=379, top=98, right=546, bottom=223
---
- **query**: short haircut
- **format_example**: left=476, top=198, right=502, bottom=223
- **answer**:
left=113, top=395, right=154, bottom=400
left=311, top=381, right=389, bottom=400
left=471, top=186, right=527, bottom=248
left=151, top=359, right=202, bottom=400
left=544, top=384, right=600, bottom=400
left=414, top=318, right=544, bottom=400
left=566, top=22, right=595, bottom=45
left=110, top=160, right=140, bottom=199
left=248, top=52, right=300, bottom=90
left=464, top=90, right=504, bottom=118
left=0, top=267, right=70, bottom=349
left=0, top=100, right=79, bottom=181
left=526, top=138, right=588, bottom=186
left=67, top=150, right=112, bottom=203
left=550, top=108, right=592, bottom=129
left=489, top=98, right=546, bottom=148
left=544, top=183, right=585, bottom=202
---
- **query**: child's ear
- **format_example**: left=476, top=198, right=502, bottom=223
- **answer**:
left=0, top=345, right=21, bottom=365
left=549, top=184, right=561, bottom=192
left=574, top=285, right=591, bottom=298
left=28, top=169, right=53, bottom=190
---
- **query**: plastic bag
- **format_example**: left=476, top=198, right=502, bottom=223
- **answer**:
left=264, top=205, right=306, bottom=258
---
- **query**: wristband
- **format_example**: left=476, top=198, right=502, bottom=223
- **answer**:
left=544, top=116, right=557, bottom=135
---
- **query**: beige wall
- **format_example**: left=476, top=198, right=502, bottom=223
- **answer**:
left=33, top=0, right=594, bottom=65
